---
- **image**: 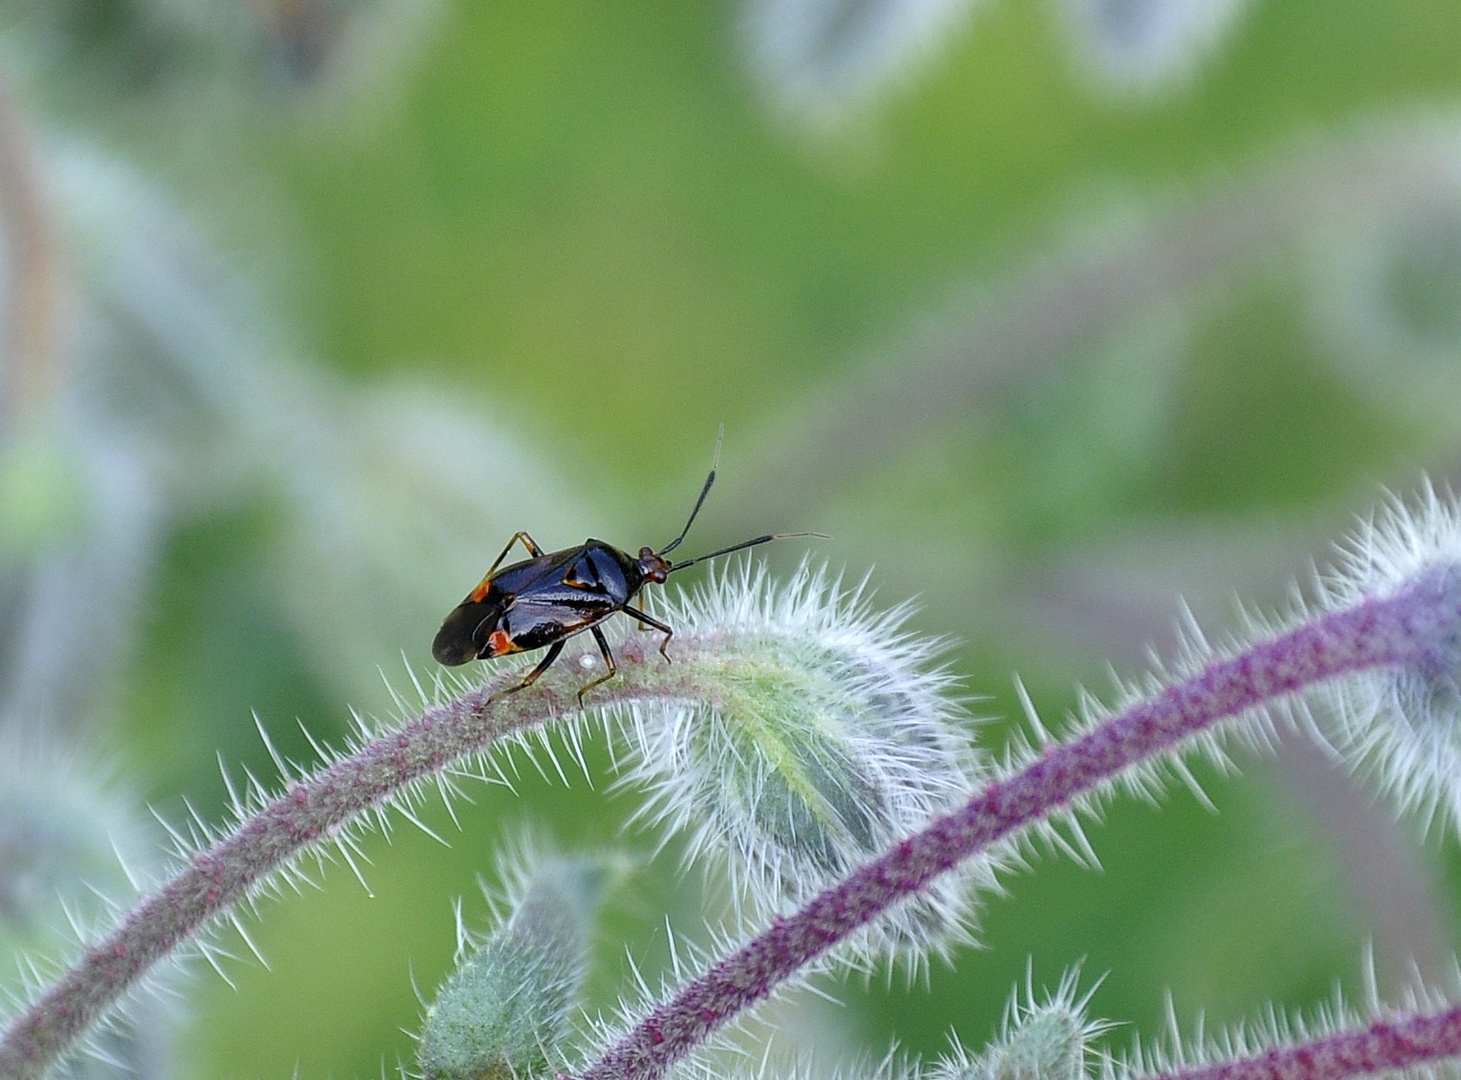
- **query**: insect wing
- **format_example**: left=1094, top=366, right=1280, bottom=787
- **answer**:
left=562, top=542, right=638, bottom=596
left=472, top=548, right=576, bottom=601
left=482, top=546, right=630, bottom=655
left=437, top=551, right=573, bottom=664
left=432, top=596, right=506, bottom=665
left=497, top=593, right=614, bottom=652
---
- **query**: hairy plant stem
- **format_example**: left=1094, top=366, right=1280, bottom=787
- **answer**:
left=0, top=633, right=712, bottom=1080
left=573, top=574, right=1459, bottom=1080
left=1152, top=1003, right=1461, bottom=1080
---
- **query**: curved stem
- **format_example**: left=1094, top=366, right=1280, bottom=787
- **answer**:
left=0, top=633, right=726, bottom=1080
left=1152, top=1004, right=1461, bottom=1080
left=573, top=578, right=1451, bottom=1080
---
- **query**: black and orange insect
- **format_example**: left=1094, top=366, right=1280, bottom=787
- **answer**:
left=432, top=436, right=822, bottom=703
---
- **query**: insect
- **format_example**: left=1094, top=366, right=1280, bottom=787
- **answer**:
left=432, top=435, right=823, bottom=704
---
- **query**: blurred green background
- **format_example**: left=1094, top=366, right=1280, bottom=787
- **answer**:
left=4, top=0, right=1461, bottom=1076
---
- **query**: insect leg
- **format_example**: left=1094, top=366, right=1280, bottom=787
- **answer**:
left=486, top=531, right=544, bottom=577
left=576, top=626, right=619, bottom=706
left=487, top=640, right=564, bottom=702
left=622, top=605, right=673, bottom=663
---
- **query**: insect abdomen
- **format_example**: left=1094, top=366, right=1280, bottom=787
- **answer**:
left=431, top=598, right=505, bottom=666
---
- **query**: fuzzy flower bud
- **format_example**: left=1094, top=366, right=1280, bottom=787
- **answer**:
left=418, top=854, right=609, bottom=1080
left=1308, top=485, right=1461, bottom=834
left=934, top=970, right=1105, bottom=1080
left=605, top=562, right=985, bottom=955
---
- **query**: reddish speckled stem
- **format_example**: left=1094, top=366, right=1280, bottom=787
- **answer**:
left=1153, top=1005, right=1461, bottom=1080
left=573, top=575, right=1460, bottom=1080
left=0, top=679, right=527, bottom=1079
left=0, top=634, right=714, bottom=1080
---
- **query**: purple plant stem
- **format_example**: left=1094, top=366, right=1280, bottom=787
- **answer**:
left=0, top=647, right=683, bottom=1080
left=0, top=677, right=526, bottom=1077
left=574, top=575, right=1461, bottom=1080
left=1153, top=1004, right=1461, bottom=1080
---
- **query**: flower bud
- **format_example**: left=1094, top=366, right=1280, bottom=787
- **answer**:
left=937, top=970, right=1104, bottom=1080
left=418, top=855, right=608, bottom=1080
left=1311, top=486, right=1461, bottom=835
left=608, top=562, right=986, bottom=956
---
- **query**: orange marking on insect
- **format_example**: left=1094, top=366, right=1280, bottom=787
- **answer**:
left=486, top=629, right=514, bottom=655
left=469, top=577, right=493, bottom=603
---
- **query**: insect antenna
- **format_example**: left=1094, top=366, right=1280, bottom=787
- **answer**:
left=659, top=426, right=724, bottom=557
left=666, top=532, right=829, bottom=574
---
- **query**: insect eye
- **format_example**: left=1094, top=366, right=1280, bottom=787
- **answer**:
left=637, top=552, right=669, bottom=584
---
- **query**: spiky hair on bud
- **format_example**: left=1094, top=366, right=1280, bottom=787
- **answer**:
left=980, top=480, right=1461, bottom=876
left=600, top=560, right=988, bottom=960
left=656, top=967, right=1108, bottom=1080
left=932, top=966, right=1111, bottom=1080
left=417, top=843, right=616, bottom=1080
left=1304, top=483, right=1461, bottom=836
left=567, top=487, right=1461, bottom=1080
